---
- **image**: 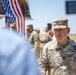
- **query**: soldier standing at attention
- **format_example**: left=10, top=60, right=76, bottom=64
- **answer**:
left=39, top=18, right=76, bottom=75
left=26, top=24, right=40, bottom=58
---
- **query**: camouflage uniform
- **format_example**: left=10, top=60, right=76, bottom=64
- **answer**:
left=39, top=18, right=76, bottom=75
left=39, top=39, right=76, bottom=75
left=28, top=31, right=40, bottom=58
left=39, top=31, right=52, bottom=56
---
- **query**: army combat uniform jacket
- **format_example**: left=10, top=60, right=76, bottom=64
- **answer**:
left=39, top=38, right=76, bottom=75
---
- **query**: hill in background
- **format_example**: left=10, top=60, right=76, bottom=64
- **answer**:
left=69, top=34, right=76, bottom=41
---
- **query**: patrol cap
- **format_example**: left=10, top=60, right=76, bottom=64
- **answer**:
left=53, top=18, right=68, bottom=29
left=26, top=24, right=33, bottom=29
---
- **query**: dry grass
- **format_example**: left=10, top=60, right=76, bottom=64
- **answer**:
left=69, top=34, right=76, bottom=41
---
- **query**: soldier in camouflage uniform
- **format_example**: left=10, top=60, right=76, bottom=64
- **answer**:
left=39, top=18, right=76, bottom=75
left=28, top=28, right=40, bottom=58
left=26, top=24, right=33, bottom=40
left=39, top=27, right=52, bottom=57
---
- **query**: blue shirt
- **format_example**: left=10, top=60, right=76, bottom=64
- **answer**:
left=0, top=29, right=40, bottom=75
left=27, top=31, right=31, bottom=39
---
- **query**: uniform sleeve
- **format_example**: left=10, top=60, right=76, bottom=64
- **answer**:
left=39, top=44, right=49, bottom=75
left=71, top=43, right=76, bottom=70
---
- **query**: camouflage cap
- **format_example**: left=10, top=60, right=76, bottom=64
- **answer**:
left=53, top=18, right=68, bottom=29
left=26, top=24, right=33, bottom=29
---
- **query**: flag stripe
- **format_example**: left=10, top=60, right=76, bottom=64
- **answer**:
left=9, top=0, right=21, bottom=32
left=9, top=0, right=25, bottom=36
left=15, top=0, right=25, bottom=35
left=15, top=0, right=22, bottom=34
left=1, top=0, right=25, bottom=36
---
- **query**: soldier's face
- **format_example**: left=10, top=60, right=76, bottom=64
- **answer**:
left=27, top=27, right=33, bottom=32
left=54, top=27, right=70, bottom=41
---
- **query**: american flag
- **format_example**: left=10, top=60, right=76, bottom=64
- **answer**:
left=1, top=0, right=16, bottom=28
left=9, top=0, right=25, bottom=36
left=1, top=0, right=25, bottom=36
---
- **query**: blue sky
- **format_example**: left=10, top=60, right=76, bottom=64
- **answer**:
left=0, top=0, right=76, bottom=34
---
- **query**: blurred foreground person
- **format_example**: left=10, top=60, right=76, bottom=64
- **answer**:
left=39, top=18, right=76, bottom=75
left=0, top=28, right=40, bottom=75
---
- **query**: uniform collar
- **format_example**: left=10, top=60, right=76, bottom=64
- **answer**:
left=56, top=37, right=73, bottom=51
